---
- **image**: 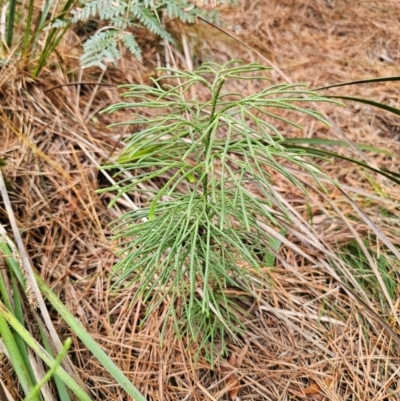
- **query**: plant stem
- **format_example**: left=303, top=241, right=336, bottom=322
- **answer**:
left=202, top=77, right=225, bottom=207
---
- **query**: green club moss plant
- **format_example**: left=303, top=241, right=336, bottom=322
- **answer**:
left=100, top=61, right=341, bottom=358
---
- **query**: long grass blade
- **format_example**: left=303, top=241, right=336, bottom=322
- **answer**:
left=11, top=278, right=40, bottom=391
left=6, top=0, right=17, bottom=47
left=24, top=338, right=72, bottom=401
left=23, top=0, right=35, bottom=54
left=282, top=137, right=394, bottom=156
left=35, top=274, right=147, bottom=401
left=35, top=313, right=72, bottom=401
left=323, top=95, right=400, bottom=116
left=0, top=313, right=36, bottom=399
left=314, top=76, right=400, bottom=91
left=282, top=144, right=400, bottom=184
left=0, top=301, right=92, bottom=401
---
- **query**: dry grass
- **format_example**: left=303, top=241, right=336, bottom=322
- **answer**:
left=1, top=0, right=400, bottom=400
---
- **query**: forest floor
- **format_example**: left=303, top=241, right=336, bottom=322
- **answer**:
left=1, top=0, right=400, bottom=400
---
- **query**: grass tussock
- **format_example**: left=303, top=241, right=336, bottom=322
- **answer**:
left=0, top=0, right=400, bottom=400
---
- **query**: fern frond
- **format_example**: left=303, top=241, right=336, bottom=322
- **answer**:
left=130, top=5, right=173, bottom=42
left=49, top=18, right=70, bottom=29
left=80, top=30, right=120, bottom=69
left=72, top=0, right=204, bottom=67
left=71, top=1, right=126, bottom=22
left=165, top=2, right=197, bottom=23
left=121, top=32, right=142, bottom=60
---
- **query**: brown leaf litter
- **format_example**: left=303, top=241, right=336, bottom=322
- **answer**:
left=0, top=0, right=400, bottom=400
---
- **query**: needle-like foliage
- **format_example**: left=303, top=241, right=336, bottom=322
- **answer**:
left=101, top=61, right=342, bottom=359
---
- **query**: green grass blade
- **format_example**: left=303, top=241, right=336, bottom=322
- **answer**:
left=33, top=25, right=70, bottom=77
left=282, top=137, right=394, bottom=156
left=323, top=95, right=400, bottom=116
left=0, top=301, right=92, bottom=401
left=264, top=228, right=286, bottom=267
left=0, top=260, right=14, bottom=313
left=24, top=338, right=72, bottom=401
left=23, top=0, right=35, bottom=54
left=282, top=144, right=400, bottom=184
left=34, top=312, right=72, bottom=401
left=0, top=240, right=25, bottom=290
left=35, top=274, right=147, bottom=401
left=37, top=0, right=57, bottom=32
left=29, top=0, right=57, bottom=59
left=314, top=76, right=400, bottom=91
left=0, top=241, right=36, bottom=396
left=0, top=313, right=36, bottom=399
left=11, top=278, right=42, bottom=395
left=6, top=0, right=18, bottom=47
